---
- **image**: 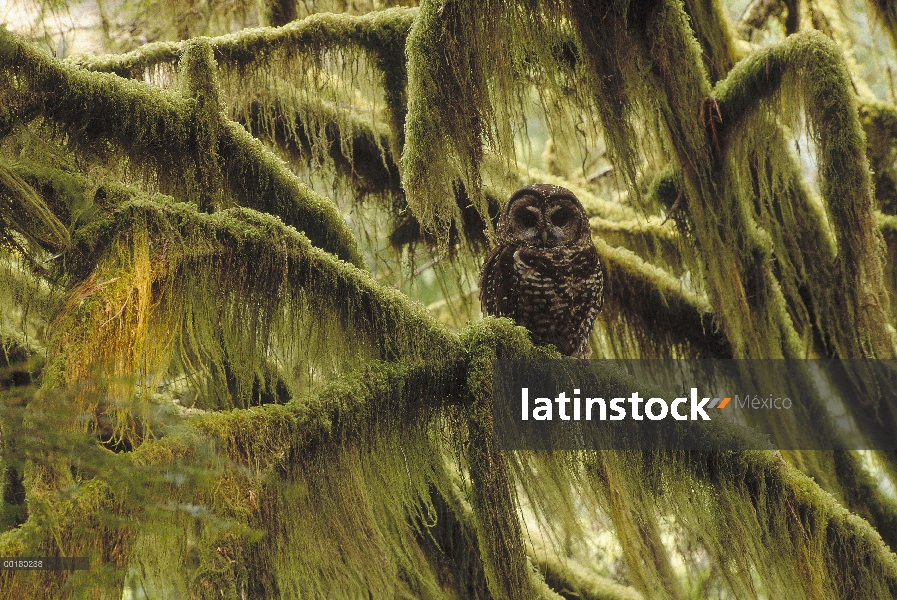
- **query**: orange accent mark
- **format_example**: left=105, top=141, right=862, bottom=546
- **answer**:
left=717, top=397, right=731, bottom=409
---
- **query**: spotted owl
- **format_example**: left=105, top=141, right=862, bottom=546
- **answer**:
left=478, top=184, right=604, bottom=358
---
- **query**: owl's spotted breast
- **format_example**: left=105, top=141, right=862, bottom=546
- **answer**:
left=478, top=184, right=604, bottom=357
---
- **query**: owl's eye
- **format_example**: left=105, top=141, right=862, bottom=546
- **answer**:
left=515, top=209, right=539, bottom=228
left=550, top=207, right=573, bottom=227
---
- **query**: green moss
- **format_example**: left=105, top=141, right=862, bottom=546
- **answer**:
left=128, top=359, right=467, bottom=598
left=0, top=29, right=364, bottom=266
left=594, top=238, right=731, bottom=358
left=667, top=449, right=897, bottom=598
left=578, top=4, right=895, bottom=361
left=191, top=358, right=465, bottom=466
left=565, top=1, right=652, bottom=199
left=47, top=196, right=456, bottom=419
left=8, top=163, right=93, bottom=228
left=178, top=39, right=224, bottom=212
left=713, top=31, right=893, bottom=359
left=244, top=96, right=400, bottom=198
left=402, top=0, right=489, bottom=244
left=0, top=161, right=69, bottom=253
left=66, top=8, right=418, bottom=76
left=66, top=8, right=417, bottom=176
left=590, top=216, right=683, bottom=273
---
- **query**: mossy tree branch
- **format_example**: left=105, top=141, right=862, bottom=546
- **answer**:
left=0, top=161, right=69, bottom=254
left=65, top=7, right=417, bottom=150
left=0, top=29, right=364, bottom=266
left=48, top=195, right=456, bottom=420
left=713, top=31, right=893, bottom=358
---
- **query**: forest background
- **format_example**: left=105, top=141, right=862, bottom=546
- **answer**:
left=4, top=0, right=897, bottom=598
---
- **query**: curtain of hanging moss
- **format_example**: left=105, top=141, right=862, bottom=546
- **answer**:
left=166, top=361, right=466, bottom=598
left=66, top=8, right=417, bottom=230
left=591, top=0, right=802, bottom=359
left=632, top=7, right=897, bottom=539
left=568, top=1, right=752, bottom=357
left=2, top=353, right=470, bottom=597
left=568, top=1, right=893, bottom=361
left=45, top=196, right=458, bottom=429
left=0, top=29, right=363, bottom=267
left=0, top=163, right=68, bottom=250
left=65, top=8, right=416, bottom=175
left=141, top=358, right=476, bottom=598
left=643, top=163, right=897, bottom=539
left=244, top=98, right=402, bottom=198
left=594, top=238, right=732, bottom=358
left=595, top=454, right=689, bottom=599
left=402, top=0, right=492, bottom=243
left=8, top=314, right=897, bottom=596
left=714, top=30, right=894, bottom=359
left=681, top=0, right=737, bottom=83
left=711, top=32, right=897, bottom=521
left=669, top=449, right=897, bottom=597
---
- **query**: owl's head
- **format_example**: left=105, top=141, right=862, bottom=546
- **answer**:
left=496, top=184, right=590, bottom=248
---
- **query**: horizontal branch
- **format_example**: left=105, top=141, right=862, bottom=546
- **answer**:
left=0, top=30, right=363, bottom=266
left=64, top=7, right=419, bottom=77
left=182, top=357, right=465, bottom=470
left=531, top=546, right=644, bottom=600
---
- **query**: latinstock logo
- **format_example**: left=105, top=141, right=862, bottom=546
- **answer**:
left=520, top=388, right=732, bottom=422
left=492, top=359, right=826, bottom=451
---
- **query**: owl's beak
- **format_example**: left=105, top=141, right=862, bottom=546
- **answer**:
left=541, top=230, right=548, bottom=243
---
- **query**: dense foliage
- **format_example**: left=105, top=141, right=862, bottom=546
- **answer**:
left=4, top=0, right=897, bottom=597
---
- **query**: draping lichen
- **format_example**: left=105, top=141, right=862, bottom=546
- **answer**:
left=5, top=2, right=897, bottom=599
left=1, top=29, right=363, bottom=266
